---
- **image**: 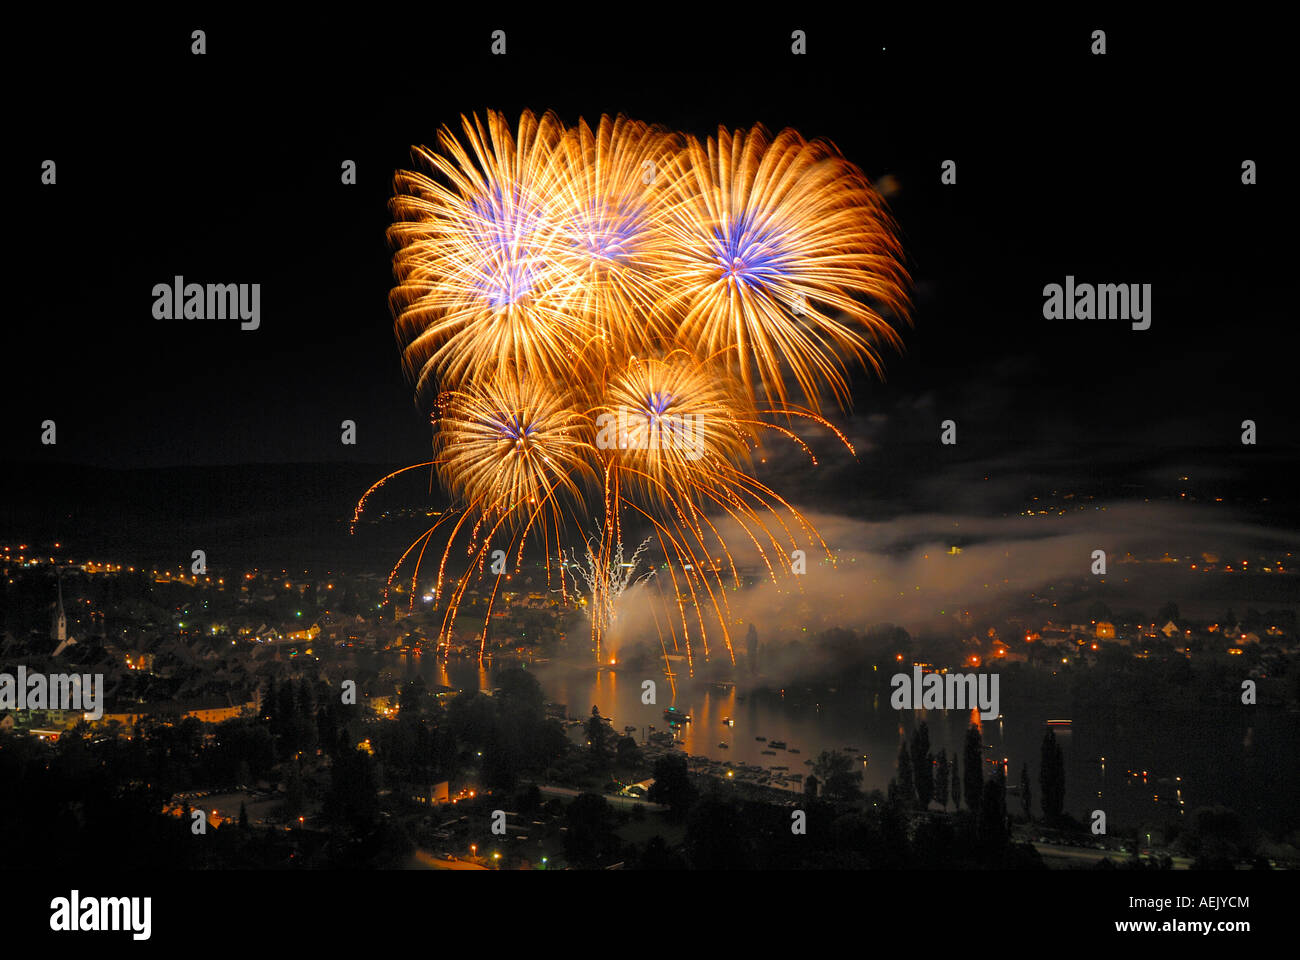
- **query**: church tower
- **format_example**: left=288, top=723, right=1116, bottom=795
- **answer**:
left=52, top=571, right=67, bottom=645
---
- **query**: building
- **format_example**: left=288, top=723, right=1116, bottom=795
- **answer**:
left=96, top=693, right=258, bottom=730
left=182, top=696, right=257, bottom=724
left=50, top=570, right=77, bottom=657
left=52, top=575, right=67, bottom=644
left=409, top=781, right=450, bottom=805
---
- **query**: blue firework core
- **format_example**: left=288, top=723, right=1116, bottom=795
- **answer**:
left=640, top=389, right=692, bottom=437
left=572, top=198, right=645, bottom=264
left=468, top=184, right=544, bottom=307
left=710, top=212, right=790, bottom=290
left=492, top=411, right=536, bottom=446
left=643, top=390, right=674, bottom=417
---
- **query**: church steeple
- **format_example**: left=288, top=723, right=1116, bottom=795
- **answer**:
left=53, top=570, right=67, bottom=644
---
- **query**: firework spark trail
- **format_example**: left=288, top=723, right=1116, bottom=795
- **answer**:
left=351, top=461, right=437, bottom=535
left=360, top=109, right=910, bottom=671
left=644, top=574, right=680, bottom=697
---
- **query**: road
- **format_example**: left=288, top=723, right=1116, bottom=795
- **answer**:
left=532, top=783, right=668, bottom=812
left=1031, top=842, right=1191, bottom=869
left=411, top=849, right=488, bottom=870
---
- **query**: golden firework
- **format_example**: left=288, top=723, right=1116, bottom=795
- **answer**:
left=433, top=372, right=596, bottom=528
left=389, top=110, right=586, bottom=398
left=367, top=110, right=911, bottom=671
left=660, top=123, right=911, bottom=411
left=543, top=114, right=681, bottom=359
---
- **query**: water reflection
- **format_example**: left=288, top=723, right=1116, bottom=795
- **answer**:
left=389, top=654, right=1287, bottom=833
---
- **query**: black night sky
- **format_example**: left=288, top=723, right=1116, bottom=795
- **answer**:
left=7, top=12, right=1295, bottom=495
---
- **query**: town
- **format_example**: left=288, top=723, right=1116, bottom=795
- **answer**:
left=1, top=528, right=1293, bottom=871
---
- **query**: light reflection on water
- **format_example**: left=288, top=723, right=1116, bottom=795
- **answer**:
left=390, top=655, right=1286, bottom=834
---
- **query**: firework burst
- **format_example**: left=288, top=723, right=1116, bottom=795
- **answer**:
left=660, top=123, right=911, bottom=411
left=365, top=110, right=911, bottom=672
left=389, top=110, right=588, bottom=398
left=545, top=115, right=681, bottom=359
left=433, top=372, right=596, bottom=530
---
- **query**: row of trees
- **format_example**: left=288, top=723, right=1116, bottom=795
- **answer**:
left=886, top=722, right=1067, bottom=824
left=644, top=721, right=1068, bottom=837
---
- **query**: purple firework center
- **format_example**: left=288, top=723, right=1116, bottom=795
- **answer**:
left=571, top=198, right=647, bottom=266
left=637, top=389, right=697, bottom=449
left=467, top=184, right=547, bottom=307
left=710, top=211, right=792, bottom=291
left=492, top=411, right=537, bottom=451
left=642, top=389, right=676, bottom=427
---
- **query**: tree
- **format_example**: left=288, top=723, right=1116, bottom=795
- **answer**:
left=895, top=743, right=914, bottom=806
left=481, top=725, right=520, bottom=792
left=963, top=724, right=983, bottom=811
left=564, top=793, right=617, bottom=866
left=398, top=675, right=428, bottom=718
left=282, top=762, right=306, bottom=820
left=238, top=801, right=249, bottom=830
left=951, top=756, right=961, bottom=810
left=935, top=749, right=949, bottom=810
left=276, top=679, right=296, bottom=731
left=615, top=735, right=641, bottom=768
left=1039, top=730, right=1065, bottom=823
left=585, top=705, right=609, bottom=766
left=804, top=774, right=819, bottom=798
left=1019, top=762, right=1032, bottom=821
left=1180, top=806, right=1247, bottom=868
left=297, top=677, right=317, bottom=721
left=323, top=745, right=380, bottom=833
left=1156, top=601, right=1180, bottom=625
left=911, top=722, right=933, bottom=808
left=648, top=753, right=697, bottom=819
left=685, top=796, right=748, bottom=869
left=639, top=834, right=686, bottom=870
left=515, top=783, right=542, bottom=816
left=813, top=750, right=862, bottom=801
left=1085, top=601, right=1113, bottom=622
left=497, top=667, right=545, bottom=724
left=536, top=719, right=570, bottom=769
left=979, top=771, right=1009, bottom=852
